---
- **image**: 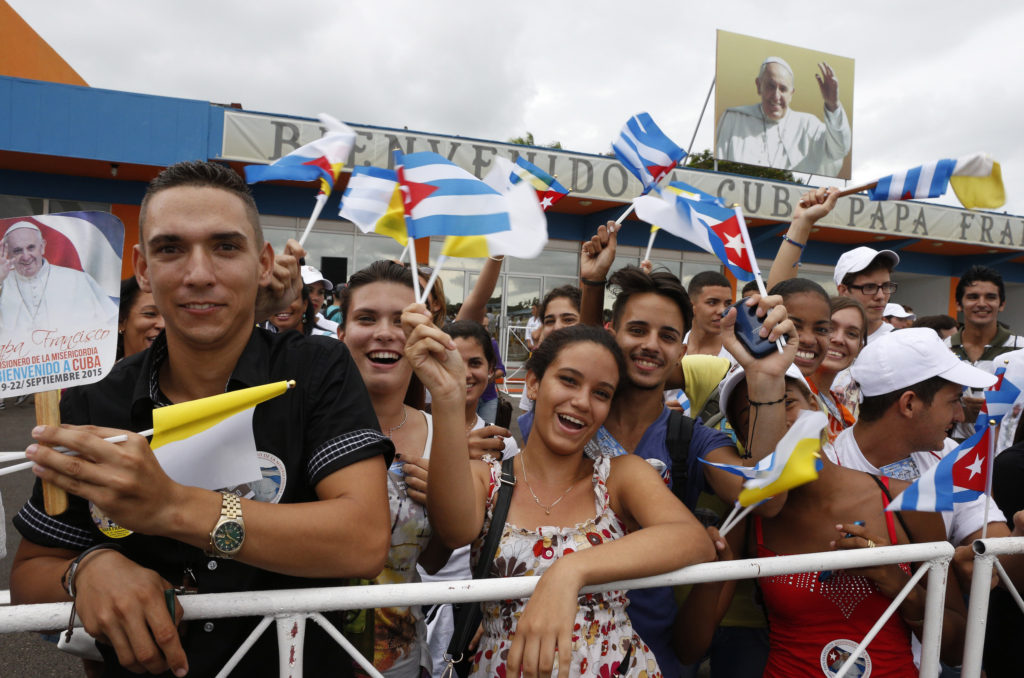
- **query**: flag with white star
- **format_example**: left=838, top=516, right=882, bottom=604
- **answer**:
left=887, top=426, right=993, bottom=512
left=632, top=181, right=756, bottom=281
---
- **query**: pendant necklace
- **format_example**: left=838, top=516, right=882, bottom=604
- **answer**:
left=383, top=405, right=408, bottom=438
left=521, top=452, right=577, bottom=515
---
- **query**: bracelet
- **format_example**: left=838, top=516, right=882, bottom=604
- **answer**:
left=488, top=255, right=504, bottom=262
left=580, top=277, right=607, bottom=287
left=782, top=235, right=806, bottom=250
left=747, top=395, right=785, bottom=407
left=62, top=542, right=123, bottom=598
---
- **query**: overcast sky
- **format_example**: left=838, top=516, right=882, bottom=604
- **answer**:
left=11, top=0, right=1023, bottom=214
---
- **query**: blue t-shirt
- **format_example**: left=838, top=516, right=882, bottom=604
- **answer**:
left=516, top=406, right=732, bottom=678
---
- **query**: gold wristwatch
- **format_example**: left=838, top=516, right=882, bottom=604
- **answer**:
left=207, top=492, right=245, bottom=558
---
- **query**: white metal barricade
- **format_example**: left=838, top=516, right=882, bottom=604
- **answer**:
left=0, top=541, right=955, bottom=678
left=960, top=535, right=1024, bottom=677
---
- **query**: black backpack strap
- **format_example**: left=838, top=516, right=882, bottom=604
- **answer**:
left=666, top=410, right=695, bottom=507
left=446, top=456, right=516, bottom=662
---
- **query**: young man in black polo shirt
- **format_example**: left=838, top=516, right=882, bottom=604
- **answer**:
left=11, top=162, right=393, bottom=677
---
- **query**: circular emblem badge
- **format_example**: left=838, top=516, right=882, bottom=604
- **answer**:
left=223, top=451, right=287, bottom=503
left=89, top=502, right=131, bottom=539
left=820, top=638, right=871, bottom=677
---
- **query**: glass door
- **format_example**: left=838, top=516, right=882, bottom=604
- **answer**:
left=502, top=275, right=543, bottom=368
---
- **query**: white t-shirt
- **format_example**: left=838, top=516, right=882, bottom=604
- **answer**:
left=525, top=315, right=542, bottom=348
left=866, top=321, right=894, bottom=344
left=311, top=312, right=340, bottom=338
left=416, top=415, right=518, bottom=677
left=826, top=429, right=1005, bottom=546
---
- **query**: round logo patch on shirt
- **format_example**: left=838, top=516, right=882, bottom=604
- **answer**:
left=820, top=638, right=871, bottom=677
left=90, top=503, right=131, bottom=539
left=223, top=451, right=287, bottom=503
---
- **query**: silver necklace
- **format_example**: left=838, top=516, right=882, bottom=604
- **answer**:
left=520, top=452, right=577, bottom=515
left=383, top=405, right=408, bottom=437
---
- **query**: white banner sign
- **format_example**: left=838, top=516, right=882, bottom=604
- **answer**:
left=221, top=110, right=1021, bottom=250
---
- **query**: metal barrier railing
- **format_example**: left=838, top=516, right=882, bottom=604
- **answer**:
left=0, top=541, right=955, bottom=678
left=961, top=535, right=1024, bottom=676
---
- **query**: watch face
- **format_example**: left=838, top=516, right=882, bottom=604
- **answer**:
left=213, top=521, right=244, bottom=554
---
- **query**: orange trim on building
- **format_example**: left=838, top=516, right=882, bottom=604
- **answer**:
left=414, top=237, right=430, bottom=268
left=948, top=277, right=960, bottom=321
left=0, top=1, right=88, bottom=86
left=111, top=203, right=140, bottom=279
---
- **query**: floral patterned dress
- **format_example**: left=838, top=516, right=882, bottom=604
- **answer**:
left=470, top=455, right=661, bottom=678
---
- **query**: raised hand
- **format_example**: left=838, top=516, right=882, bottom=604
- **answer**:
left=795, top=187, right=839, bottom=224
left=401, top=304, right=465, bottom=402
left=815, top=62, right=840, bottom=112
left=255, top=238, right=305, bottom=320
left=581, top=221, right=617, bottom=282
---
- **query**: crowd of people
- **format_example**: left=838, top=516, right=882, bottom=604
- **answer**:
left=6, top=162, right=1024, bottom=677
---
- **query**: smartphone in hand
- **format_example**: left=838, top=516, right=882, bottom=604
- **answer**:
left=726, top=300, right=776, bottom=359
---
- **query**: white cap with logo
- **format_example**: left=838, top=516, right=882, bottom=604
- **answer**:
left=834, top=246, right=900, bottom=287
left=300, top=265, right=333, bottom=290
left=851, top=327, right=996, bottom=397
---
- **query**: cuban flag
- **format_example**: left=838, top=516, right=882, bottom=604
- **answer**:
left=505, top=156, right=569, bottom=211
left=612, top=113, right=686, bottom=193
left=339, top=166, right=409, bottom=246
left=981, top=364, right=1022, bottom=427
left=245, top=113, right=356, bottom=197
left=0, top=212, right=124, bottom=299
left=887, top=427, right=992, bottom=512
left=394, top=150, right=513, bottom=239
left=632, top=181, right=756, bottom=281
left=867, top=153, right=1005, bottom=209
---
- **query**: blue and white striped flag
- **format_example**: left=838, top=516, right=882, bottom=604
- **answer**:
left=887, top=427, right=992, bottom=513
left=394, top=151, right=513, bottom=238
left=868, top=158, right=958, bottom=201
left=612, top=113, right=686, bottom=193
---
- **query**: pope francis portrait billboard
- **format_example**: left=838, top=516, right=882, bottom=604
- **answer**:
left=715, top=30, right=855, bottom=179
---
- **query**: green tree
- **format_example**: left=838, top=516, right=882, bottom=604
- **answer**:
left=685, top=149, right=801, bottom=184
left=508, top=132, right=562, bottom=150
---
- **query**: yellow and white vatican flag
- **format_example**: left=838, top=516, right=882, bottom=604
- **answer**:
left=152, top=380, right=294, bottom=491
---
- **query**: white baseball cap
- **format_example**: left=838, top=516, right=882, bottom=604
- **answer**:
left=883, top=303, right=914, bottom=319
left=834, top=246, right=900, bottom=287
left=719, top=363, right=807, bottom=416
left=300, top=265, right=333, bottom=290
left=851, top=327, right=996, bottom=397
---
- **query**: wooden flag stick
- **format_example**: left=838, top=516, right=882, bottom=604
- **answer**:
left=832, top=181, right=878, bottom=200
left=36, top=390, right=67, bottom=515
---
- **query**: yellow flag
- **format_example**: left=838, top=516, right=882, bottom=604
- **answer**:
left=151, top=380, right=294, bottom=449
left=736, top=410, right=826, bottom=506
left=950, top=160, right=1005, bottom=210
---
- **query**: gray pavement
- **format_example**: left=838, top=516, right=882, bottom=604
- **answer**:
left=0, top=397, right=85, bottom=676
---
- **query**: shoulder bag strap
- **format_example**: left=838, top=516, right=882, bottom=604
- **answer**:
left=446, top=456, right=516, bottom=663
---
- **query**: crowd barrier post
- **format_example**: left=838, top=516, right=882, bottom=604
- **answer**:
left=961, top=536, right=1024, bottom=677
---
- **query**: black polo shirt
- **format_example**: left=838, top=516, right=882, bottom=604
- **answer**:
left=15, top=328, right=394, bottom=677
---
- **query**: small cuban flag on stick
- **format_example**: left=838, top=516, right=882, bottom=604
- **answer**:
left=393, top=150, right=516, bottom=306
left=886, top=421, right=999, bottom=536
left=611, top=113, right=687, bottom=224
left=504, top=156, right=570, bottom=211
left=633, top=181, right=781, bottom=352
left=245, top=113, right=357, bottom=246
left=705, top=410, right=827, bottom=537
left=835, top=153, right=1005, bottom=210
